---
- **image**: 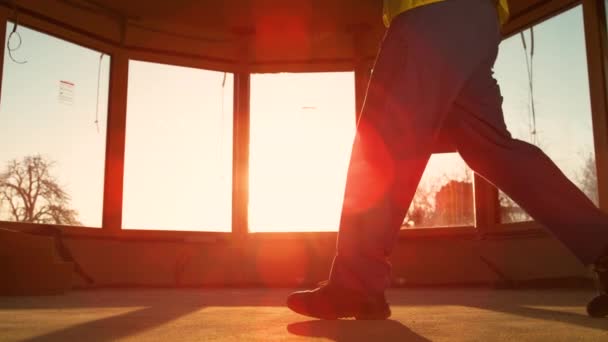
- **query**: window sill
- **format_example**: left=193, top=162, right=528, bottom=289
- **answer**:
left=0, top=220, right=551, bottom=243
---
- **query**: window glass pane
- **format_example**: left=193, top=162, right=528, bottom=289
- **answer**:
left=249, top=72, right=355, bottom=232
left=494, top=6, right=597, bottom=223
left=0, top=23, right=110, bottom=227
left=403, top=153, right=474, bottom=228
left=123, top=61, right=233, bottom=231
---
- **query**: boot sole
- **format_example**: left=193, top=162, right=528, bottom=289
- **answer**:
left=587, top=294, right=608, bottom=318
left=354, top=308, right=392, bottom=320
left=288, top=305, right=391, bottom=320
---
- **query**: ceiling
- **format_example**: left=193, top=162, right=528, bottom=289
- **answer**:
left=7, top=0, right=580, bottom=72
left=70, top=0, right=561, bottom=28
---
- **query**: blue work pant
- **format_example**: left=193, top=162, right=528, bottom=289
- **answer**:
left=329, top=0, right=608, bottom=294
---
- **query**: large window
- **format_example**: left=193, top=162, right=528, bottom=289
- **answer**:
left=249, top=72, right=475, bottom=232
left=249, top=72, right=356, bottom=232
left=123, top=61, right=233, bottom=231
left=0, top=23, right=110, bottom=227
left=494, top=6, right=597, bottom=223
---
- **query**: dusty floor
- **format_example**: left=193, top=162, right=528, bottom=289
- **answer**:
left=1, top=288, right=607, bottom=341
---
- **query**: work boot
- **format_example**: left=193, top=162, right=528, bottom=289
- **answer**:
left=587, top=253, right=608, bottom=318
left=287, top=281, right=391, bottom=320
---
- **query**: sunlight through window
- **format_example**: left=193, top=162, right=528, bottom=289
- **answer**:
left=0, top=23, right=110, bottom=227
left=494, top=6, right=597, bottom=223
left=403, top=153, right=474, bottom=229
left=249, top=72, right=356, bottom=232
left=123, top=61, right=233, bottom=231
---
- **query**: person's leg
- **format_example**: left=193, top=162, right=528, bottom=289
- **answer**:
left=328, top=0, right=503, bottom=295
left=446, top=61, right=608, bottom=267
left=288, top=0, right=503, bottom=319
left=446, top=47, right=608, bottom=317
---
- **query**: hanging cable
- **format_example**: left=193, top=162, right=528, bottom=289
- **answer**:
left=94, top=53, right=105, bottom=133
left=217, top=72, right=228, bottom=180
left=520, top=28, right=536, bottom=145
left=7, top=2, right=27, bottom=65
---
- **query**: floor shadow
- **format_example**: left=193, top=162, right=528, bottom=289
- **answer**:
left=1, top=288, right=291, bottom=341
left=20, top=304, right=202, bottom=342
left=287, top=319, right=430, bottom=342
left=0, top=288, right=290, bottom=310
left=494, top=304, right=608, bottom=331
left=385, top=289, right=608, bottom=331
left=4, top=288, right=607, bottom=341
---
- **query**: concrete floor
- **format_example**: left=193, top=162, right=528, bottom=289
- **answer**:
left=0, top=288, right=607, bottom=341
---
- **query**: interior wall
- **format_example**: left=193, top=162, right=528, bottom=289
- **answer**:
left=64, top=233, right=590, bottom=289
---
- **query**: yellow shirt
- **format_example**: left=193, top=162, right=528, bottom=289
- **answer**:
left=383, top=0, right=510, bottom=27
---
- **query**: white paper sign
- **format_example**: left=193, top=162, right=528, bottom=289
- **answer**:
left=59, top=80, right=74, bottom=105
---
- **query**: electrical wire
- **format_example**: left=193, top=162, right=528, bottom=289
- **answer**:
left=520, top=28, right=536, bottom=145
left=7, top=3, right=27, bottom=65
left=94, top=53, right=105, bottom=133
left=217, top=72, right=227, bottom=180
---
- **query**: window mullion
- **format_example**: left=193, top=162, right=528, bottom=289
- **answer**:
left=583, top=0, right=608, bottom=212
left=232, top=72, right=250, bottom=237
left=102, top=50, right=128, bottom=233
left=473, top=174, right=499, bottom=234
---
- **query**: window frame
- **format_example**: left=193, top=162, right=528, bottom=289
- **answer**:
left=0, top=11, right=114, bottom=231
left=0, top=0, right=606, bottom=244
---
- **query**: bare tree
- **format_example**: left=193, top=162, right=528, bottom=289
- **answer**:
left=404, top=185, right=434, bottom=228
left=578, top=152, right=599, bottom=206
left=0, top=155, right=81, bottom=225
left=499, top=194, right=531, bottom=223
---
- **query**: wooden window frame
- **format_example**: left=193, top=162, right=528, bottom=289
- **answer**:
left=0, top=0, right=605, bottom=244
